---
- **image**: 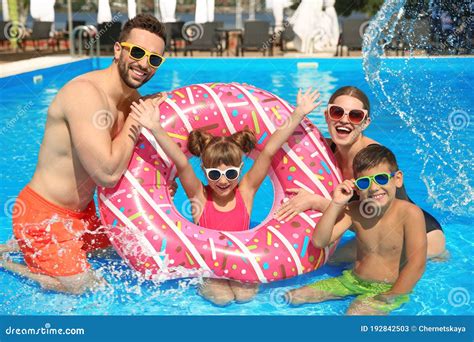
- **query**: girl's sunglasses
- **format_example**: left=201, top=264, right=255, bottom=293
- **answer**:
left=327, top=104, right=368, bottom=124
left=354, top=172, right=397, bottom=191
left=120, top=42, right=166, bottom=68
left=203, top=164, right=243, bottom=181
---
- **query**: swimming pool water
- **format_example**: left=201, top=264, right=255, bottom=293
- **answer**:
left=0, top=57, right=472, bottom=315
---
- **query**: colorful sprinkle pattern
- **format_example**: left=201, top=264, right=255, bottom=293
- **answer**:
left=98, top=83, right=342, bottom=283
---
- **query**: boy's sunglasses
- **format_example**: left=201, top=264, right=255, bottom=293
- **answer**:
left=327, top=104, right=368, bottom=124
left=203, top=163, right=243, bottom=181
left=354, top=172, right=397, bottom=191
left=120, top=42, right=166, bottom=68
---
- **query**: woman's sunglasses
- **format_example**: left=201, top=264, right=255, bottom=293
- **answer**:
left=354, top=172, right=397, bottom=191
left=327, top=104, right=368, bottom=124
left=120, top=42, right=166, bottom=68
left=203, top=164, right=243, bottom=181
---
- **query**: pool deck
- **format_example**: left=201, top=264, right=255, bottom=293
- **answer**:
left=1, top=50, right=470, bottom=78
left=0, top=55, right=88, bottom=78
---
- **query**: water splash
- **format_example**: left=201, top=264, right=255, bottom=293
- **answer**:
left=362, top=0, right=474, bottom=216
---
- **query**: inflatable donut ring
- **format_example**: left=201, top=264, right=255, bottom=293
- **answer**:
left=98, top=83, right=342, bottom=283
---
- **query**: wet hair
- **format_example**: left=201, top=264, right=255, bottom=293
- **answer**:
left=118, top=14, right=166, bottom=44
left=328, top=86, right=370, bottom=116
left=353, top=145, right=399, bottom=176
left=187, top=128, right=257, bottom=168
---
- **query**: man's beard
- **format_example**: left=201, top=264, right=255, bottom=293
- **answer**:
left=118, top=58, right=152, bottom=89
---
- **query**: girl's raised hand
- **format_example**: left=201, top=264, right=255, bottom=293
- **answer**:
left=130, top=92, right=167, bottom=130
left=295, top=87, right=322, bottom=116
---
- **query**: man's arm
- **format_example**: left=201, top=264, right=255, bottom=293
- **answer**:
left=64, top=81, right=141, bottom=187
left=385, top=205, right=427, bottom=295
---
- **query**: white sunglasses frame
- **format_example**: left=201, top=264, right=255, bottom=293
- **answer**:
left=202, top=163, right=243, bottom=181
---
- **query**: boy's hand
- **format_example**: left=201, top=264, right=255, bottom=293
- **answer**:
left=332, top=180, right=355, bottom=206
left=295, top=87, right=322, bottom=117
left=130, top=92, right=167, bottom=130
left=373, top=293, right=401, bottom=304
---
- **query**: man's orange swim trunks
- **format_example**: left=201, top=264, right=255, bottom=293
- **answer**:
left=12, top=186, right=111, bottom=277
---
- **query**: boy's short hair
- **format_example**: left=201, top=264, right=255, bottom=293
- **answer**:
left=353, top=145, right=399, bottom=176
left=118, top=14, right=166, bottom=44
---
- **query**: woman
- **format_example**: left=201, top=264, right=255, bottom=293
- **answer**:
left=275, top=86, right=446, bottom=260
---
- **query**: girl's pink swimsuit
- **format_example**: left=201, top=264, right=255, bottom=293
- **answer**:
left=198, top=186, right=250, bottom=231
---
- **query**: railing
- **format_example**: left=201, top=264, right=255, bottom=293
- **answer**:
left=71, top=25, right=99, bottom=56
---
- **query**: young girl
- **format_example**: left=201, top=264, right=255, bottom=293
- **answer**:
left=275, top=86, right=446, bottom=260
left=130, top=87, right=321, bottom=306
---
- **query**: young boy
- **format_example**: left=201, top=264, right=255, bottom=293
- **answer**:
left=287, top=145, right=427, bottom=315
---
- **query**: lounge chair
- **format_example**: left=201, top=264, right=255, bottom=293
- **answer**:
left=29, top=21, right=54, bottom=51
left=337, top=18, right=368, bottom=56
left=279, top=20, right=296, bottom=52
left=0, top=21, right=8, bottom=48
left=237, top=20, right=272, bottom=56
left=183, top=22, right=222, bottom=56
left=399, top=17, right=432, bottom=54
left=57, top=20, right=86, bottom=50
left=97, top=21, right=122, bottom=53
left=164, top=21, right=185, bottom=56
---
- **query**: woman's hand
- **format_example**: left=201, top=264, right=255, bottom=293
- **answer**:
left=294, top=87, right=322, bottom=117
left=332, top=180, right=355, bottom=206
left=130, top=92, right=167, bottom=130
left=275, top=188, right=319, bottom=222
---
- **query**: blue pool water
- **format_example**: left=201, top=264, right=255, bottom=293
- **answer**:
left=0, top=57, right=472, bottom=315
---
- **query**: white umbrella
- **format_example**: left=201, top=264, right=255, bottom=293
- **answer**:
left=195, top=0, right=215, bottom=24
left=98, top=0, right=112, bottom=24
left=291, top=0, right=330, bottom=52
left=271, top=0, right=291, bottom=31
left=249, top=0, right=255, bottom=20
left=236, top=0, right=242, bottom=29
left=160, top=0, right=176, bottom=23
left=323, top=0, right=339, bottom=47
left=2, top=0, right=9, bottom=21
left=128, top=0, right=137, bottom=19
left=30, top=0, right=55, bottom=22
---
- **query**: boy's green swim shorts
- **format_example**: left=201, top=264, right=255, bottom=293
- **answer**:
left=308, top=270, right=410, bottom=313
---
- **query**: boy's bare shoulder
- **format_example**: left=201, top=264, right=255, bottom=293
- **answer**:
left=395, top=199, right=424, bottom=221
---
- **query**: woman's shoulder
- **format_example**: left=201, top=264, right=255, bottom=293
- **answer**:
left=363, top=136, right=379, bottom=147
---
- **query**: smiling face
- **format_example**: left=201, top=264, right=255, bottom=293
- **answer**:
left=114, top=28, right=165, bottom=89
left=325, top=95, right=371, bottom=147
left=204, top=163, right=241, bottom=198
left=355, top=162, right=403, bottom=209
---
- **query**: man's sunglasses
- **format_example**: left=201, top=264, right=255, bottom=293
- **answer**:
left=203, top=163, right=243, bottom=181
left=120, top=42, right=166, bottom=68
left=327, top=104, right=368, bottom=124
left=354, top=172, right=397, bottom=191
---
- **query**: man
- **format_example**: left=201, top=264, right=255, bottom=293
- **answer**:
left=1, top=14, right=170, bottom=294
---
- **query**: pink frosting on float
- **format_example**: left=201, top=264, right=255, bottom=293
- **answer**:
left=98, top=82, right=342, bottom=283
